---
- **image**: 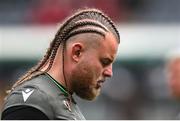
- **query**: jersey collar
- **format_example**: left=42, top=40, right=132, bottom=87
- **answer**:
left=45, top=72, right=69, bottom=97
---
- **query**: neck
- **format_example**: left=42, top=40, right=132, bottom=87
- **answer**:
left=40, top=46, right=73, bottom=94
left=47, top=68, right=73, bottom=95
left=40, top=57, right=73, bottom=94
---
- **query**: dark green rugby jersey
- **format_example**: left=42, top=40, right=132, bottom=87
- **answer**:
left=1, top=73, right=85, bottom=120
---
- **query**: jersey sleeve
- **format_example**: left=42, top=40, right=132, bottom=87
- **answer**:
left=1, top=105, right=49, bottom=120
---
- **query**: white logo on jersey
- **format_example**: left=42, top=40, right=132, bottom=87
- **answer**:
left=63, top=100, right=71, bottom=112
left=22, top=88, right=34, bottom=102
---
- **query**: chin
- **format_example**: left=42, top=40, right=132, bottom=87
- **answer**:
left=76, top=88, right=100, bottom=101
left=83, top=96, right=96, bottom=101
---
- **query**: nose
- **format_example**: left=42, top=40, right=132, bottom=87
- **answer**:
left=103, top=64, right=113, bottom=77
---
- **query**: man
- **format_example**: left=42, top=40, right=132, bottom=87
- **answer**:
left=1, top=8, right=120, bottom=120
left=167, top=48, right=180, bottom=100
left=166, top=48, right=180, bottom=119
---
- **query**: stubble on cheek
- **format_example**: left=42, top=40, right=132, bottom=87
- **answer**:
left=71, top=62, right=100, bottom=100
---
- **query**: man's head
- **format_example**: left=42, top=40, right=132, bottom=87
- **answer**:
left=167, top=48, right=180, bottom=100
left=66, top=31, right=118, bottom=100
left=59, top=9, right=120, bottom=100
left=12, top=8, right=120, bottom=100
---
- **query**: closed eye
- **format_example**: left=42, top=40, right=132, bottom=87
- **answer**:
left=101, top=58, right=112, bottom=67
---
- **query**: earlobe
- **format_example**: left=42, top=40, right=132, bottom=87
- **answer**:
left=72, top=43, right=83, bottom=62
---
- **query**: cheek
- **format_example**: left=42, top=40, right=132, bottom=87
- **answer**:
left=83, top=62, right=101, bottom=82
left=71, top=61, right=93, bottom=83
left=81, top=56, right=102, bottom=77
left=73, top=60, right=102, bottom=84
left=88, top=61, right=102, bottom=79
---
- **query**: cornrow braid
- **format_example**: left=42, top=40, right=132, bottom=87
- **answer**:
left=89, top=10, right=120, bottom=41
left=65, top=28, right=105, bottom=41
left=61, top=40, right=71, bottom=100
left=10, top=8, right=120, bottom=94
left=55, top=20, right=107, bottom=42
left=65, top=20, right=108, bottom=33
left=44, top=40, right=62, bottom=72
left=56, top=8, right=120, bottom=42
left=11, top=39, right=57, bottom=90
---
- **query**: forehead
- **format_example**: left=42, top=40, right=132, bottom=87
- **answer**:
left=98, top=32, right=119, bottom=59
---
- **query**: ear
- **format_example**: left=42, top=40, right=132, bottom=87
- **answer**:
left=71, top=43, right=84, bottom=62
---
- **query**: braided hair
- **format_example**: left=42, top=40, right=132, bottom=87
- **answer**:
left=10, top=8, right=120, bottom=93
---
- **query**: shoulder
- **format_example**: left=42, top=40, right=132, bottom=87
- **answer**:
left=1, top=75, right=55, bottom=119
left=1, top=74, right=82, bottom=120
